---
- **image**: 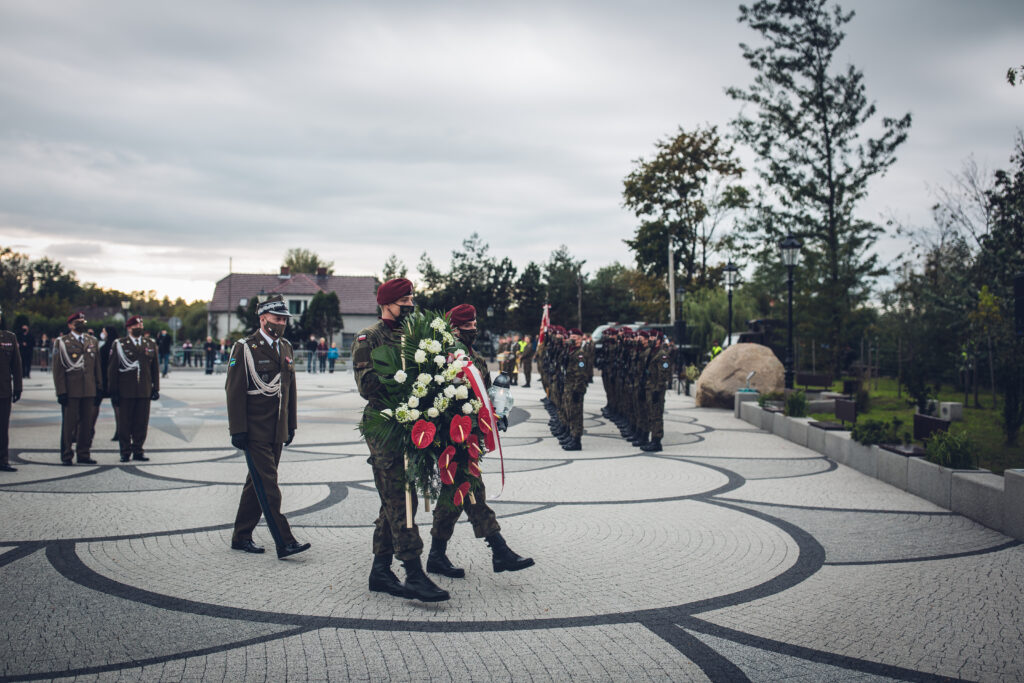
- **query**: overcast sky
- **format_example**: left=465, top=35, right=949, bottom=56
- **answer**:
left=1, top=1, right=1021, bottom=302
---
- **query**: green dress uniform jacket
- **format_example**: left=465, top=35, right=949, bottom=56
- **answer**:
left=0, top=331, right=23, bottom=398
left=108, top=336, right=160, bottom=398
left=225, top=332, right=297, bottom=445
left=53, top=333, right=101, bottom=398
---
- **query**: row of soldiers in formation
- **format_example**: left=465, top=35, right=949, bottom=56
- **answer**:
left=596, top=327, right=676, bottom=452
left=537, top=326, right=595, bottom=451
left=0, top=309, right=160, bottom=472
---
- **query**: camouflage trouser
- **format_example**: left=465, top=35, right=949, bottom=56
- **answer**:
left=646, top=390, right=664, bottom=439
left=566, top=385, right=585, bottom=438
left=369, top=443, right=424, bottom=561
left=431, top=479, right=500, bottom=542
left=600, top=371, right=612, bottom=409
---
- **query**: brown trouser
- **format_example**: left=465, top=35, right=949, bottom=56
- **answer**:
left=61, top=397, right=96, bottom=463
left=520, top=359, right=532, bottom=386
left=371, top=453, right=424, bottom=561
left=431, top=479, right=500, bottom=542
left=232, top=440, right=295, bottom=548
left=0, top=397, right=10, bottom=467
left=117, top=397, right=151, bottom=458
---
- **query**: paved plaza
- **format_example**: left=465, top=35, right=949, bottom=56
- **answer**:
left=1, top=369, right=1022, bottom=682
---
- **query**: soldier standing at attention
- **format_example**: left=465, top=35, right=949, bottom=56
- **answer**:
left=108, top=316, right=160, bottom=462
left=0, top=307, right=23, bottom=472
left=426, top=304, right=534, bottom=580
left=53, top=312, right=101, bottom=465
left=641, top=333, right=674, bottom=452
left=517, top=334, right=535, bottom=388
left=560, top=328, right=590, bottom=451
left=226, top=295, right=310, bottom=560
left=352, top=278, right=449, bottom=603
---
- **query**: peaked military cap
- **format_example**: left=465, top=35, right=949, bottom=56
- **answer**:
left=257, top=295, right=291, bottom=317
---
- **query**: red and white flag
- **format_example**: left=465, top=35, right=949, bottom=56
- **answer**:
left=538, top=304, right=551, bottom=343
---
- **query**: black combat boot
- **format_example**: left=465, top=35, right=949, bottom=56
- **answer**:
left=485, top=532, right=535, bottom=573
left=631, top=431, right=649, bottom=448
left=426, top=538, right=465, bottom=578
left=368, top=554, right=406, bottom=597
left=401, top=558, right=450, bottom=602
left=562, top=436, right=581, bottom=451
left=641, top=438, right=663, bottom=452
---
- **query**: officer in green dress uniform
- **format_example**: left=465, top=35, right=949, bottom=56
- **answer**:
left=226, top=295, right=310, bottom=560
left=53, top=312, right=102, bottom=465
left=426, top=304, right=534, bottom=579
left=352, top=278, right=449, bottom=602
left=0, top=307, right=23, bottom=472
left=108, top=315, right=160, bottom=462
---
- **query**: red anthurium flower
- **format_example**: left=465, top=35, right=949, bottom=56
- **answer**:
left=477, top=407, right=493, bottom=434
left=438, top=446, right=457, bottom=485
left=449, top=415, right=472, bottom=443
left=466, top=438, right=481, bottom=461
left=411, top=420, right=436, bottom=449
left=453, top=481, right=471, bottom=507
left=468, top=459, right=481, bottom=478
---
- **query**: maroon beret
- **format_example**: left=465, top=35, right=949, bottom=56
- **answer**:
left=569, top=328, right=583, bottom=336
left=67, top=311, right=85, bottom=324
left=447, top=304, right=476, bottom=327
left=376, top=278, right=413, bottom=306
left=126, top=315, right=143, bottom=327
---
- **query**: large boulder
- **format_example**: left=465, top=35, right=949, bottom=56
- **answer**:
left=695, top=343, right=784, bottom=408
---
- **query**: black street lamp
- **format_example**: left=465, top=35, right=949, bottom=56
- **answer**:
left=780, top=235, right=803, bottom=389
left=723, top=261, right=739, bottom=347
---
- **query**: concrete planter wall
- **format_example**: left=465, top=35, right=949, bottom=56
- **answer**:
left=730, top=407, right=1024, bottom=542
left=952, top=471, right=1003, bottom=532
left=734, top=392, right=759, bottom=418
left=875, top=446, right=909, bottom=491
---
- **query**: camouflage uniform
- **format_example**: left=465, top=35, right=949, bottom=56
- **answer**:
left=352, top=320, right=424, bottom=561
left=563, top=341, right=591, bottom=439
left=644, top=342, right=674, bottom=442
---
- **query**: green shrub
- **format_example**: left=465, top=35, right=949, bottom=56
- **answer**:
left=925, top=430, right=976, bottom=469
left=758, top=391, right=785, bottom=408
left=851, top=416, right=904, bottom=446
left=684, top=364, right=700, bottom=382
left=785, top=390, right=807, bottom=417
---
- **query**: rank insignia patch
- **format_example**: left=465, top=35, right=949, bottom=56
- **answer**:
left=229, top=358, right=237, bottom=367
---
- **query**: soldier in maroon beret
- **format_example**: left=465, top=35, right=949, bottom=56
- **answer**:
left=53, top=312, right=102, bottom=465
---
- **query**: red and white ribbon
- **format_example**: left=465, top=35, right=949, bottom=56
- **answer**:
left=461, top=362, right=505, bottom=494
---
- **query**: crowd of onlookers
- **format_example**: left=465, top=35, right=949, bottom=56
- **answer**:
left=13, top=324, right=344, bottom=377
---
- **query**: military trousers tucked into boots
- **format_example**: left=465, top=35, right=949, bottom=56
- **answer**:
left=61, top=398, right=96, bottom=463
left=232, top=441, right=296, bottom=548
left=431, top=481, right=500, bottom=542
left=647, top=391, right=665, bottom=440
left=117, top=397, right=151, bottom=458
left=0, top=397, right=11, bottom=467
left=370, top=449, right=424, bottom=562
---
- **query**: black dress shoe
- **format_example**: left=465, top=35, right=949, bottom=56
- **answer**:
left=231, top=540, right=266, bottom=554
left=61, top=460, right=73, bottom=466
left=277, top=541, right=311, bottom=559
left=120, top=456, right=130, bottom=463
left=0, top=464, right=16, bottom=472
left=78, top=458, right=98, bottom=464
left=132, top=455, right=150, bottom=461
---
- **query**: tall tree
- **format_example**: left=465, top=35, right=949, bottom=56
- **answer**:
left=622, top=125, right=747, bottom=288
left=301, top=291, right=343, bottom=343
left=583, top=263, right=642, bottom=331
left=510, top=262, right=546, bottom=333
left=543, top=245, right=585, bottom=328
left=380, top=253, right=408, bottom=282
left=727, top=0, right=911, bottom=372
left=282, top=248, right=334, bottom=274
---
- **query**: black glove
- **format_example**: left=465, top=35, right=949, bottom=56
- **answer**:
left=11, top=392, right=19, bottom=403
left=150, top=390, right=159, bottom=401
left=231, top=432, right=248, bottom=451
left=284, top=430, right=295, bottom=447
left=93, top=395, right=103, bottom=407
left=110, top=393, right=120, bottom=407
left=57, top=394, right=68, bottom=406
left=497, top=415, right=508, bottom=432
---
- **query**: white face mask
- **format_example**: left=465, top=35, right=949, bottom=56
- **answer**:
left=100, top=331, right=107, bottom=341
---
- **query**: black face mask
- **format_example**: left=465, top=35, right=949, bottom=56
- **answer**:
left=395, top=304, right=415, bottom=322
left=459, top=329, right=477, bottom=347
left=72, top=321, right=86, bottom=333
left=129, top=328, right=143, bottom=338
left=265, top=322, right=286, bottom=339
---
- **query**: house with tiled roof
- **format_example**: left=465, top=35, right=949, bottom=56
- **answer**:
left=207, top=267, right=377, bottom=348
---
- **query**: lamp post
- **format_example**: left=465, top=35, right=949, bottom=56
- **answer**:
left=780, top=235, right=802, bottom=389
left=723, top=261, right=739, bottom=347
left=120, top=300, right=131, bottom=324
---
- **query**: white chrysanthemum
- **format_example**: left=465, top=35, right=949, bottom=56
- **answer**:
left=395, top=405, right=411, bottom=423
left=414, top=349, right=427, bottom=364
left=394, top=369, right=408, bottom=384
left=412, top=383, right=428, bottom=398
left=407, top=396, right=419, bottom=408
left=427, top=407, right=439, bottom=418
left=433, top=374, right=445, bottom=385
left=430, top=317, right=446, bottom=331
left=426, top=339, right=442, bottom=354
left=470, top=399, right=482, bottom=411
left=442, top=332, right=454, bottom=344
left=461, top=402, right=474, bottom=414
left=417, top=372, right=432, bottom=385
left=443, top=366, right=459, bottom=381
left=443, top=385, right=457, bottom=398
left=455, top=385, right=469, bottom=400
left=434, top=355, right=446, bottom=368
left=408, top=409, right=421, bottom=421
left=418, top=340, right=428, bottom=350
left=433, top=395, right=450, bottom=412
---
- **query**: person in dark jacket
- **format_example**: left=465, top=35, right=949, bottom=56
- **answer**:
left=99, top=325, right=121, bottom=442
left=17, top=325, right=33, bottom=379
left=157, top=330, right=172, bottom=377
